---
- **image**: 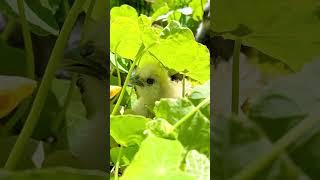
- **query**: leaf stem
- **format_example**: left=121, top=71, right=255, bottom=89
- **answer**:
left=114, top=146, right=123, bottom=180
left=0, top=17, right=16, bottom=42
left=172, top=97, right=210, bottom=130
left=4, top=0, right=85, bottom=170
left=231, top=115, right=320, bottom=180
left=111, top=44, right=154, bottom=115
left=182, top=73, right=185, bottom=97
left=2, top=98, right=31, bottom=135
left=114, top=42, right=122, bottom=86
left=115, top=56, right=122, bottom=86
left=17, top=0, right=35, bottom=79
left=231, top=39, right=241, bottom=114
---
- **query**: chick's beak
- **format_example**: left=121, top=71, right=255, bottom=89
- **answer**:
left=130, top=75, right=144, bottom=87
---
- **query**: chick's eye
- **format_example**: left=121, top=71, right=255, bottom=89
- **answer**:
left=146, top=78, right=155, bottom=85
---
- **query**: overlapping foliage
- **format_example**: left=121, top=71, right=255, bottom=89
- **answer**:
left=110, top=2, right=210, bottom=179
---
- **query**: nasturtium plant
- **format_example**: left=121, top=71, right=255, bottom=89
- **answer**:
left=0, top=0, right=60, bottom=35
left=110, top=115, right=150, bottom=146
left=0, top=0, right=109, bottom=176
left=111, top=4, right=210, bottom=83
left=110, top=3, right=210, bottom=178
left=0, top=40, right=26, bottom=76
left=185, top=150, right=210, bottom=180
left=120, top=135, right=195, bottom=180
left=211, top=0, right=320, bottom=71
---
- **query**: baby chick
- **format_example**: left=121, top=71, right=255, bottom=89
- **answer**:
left=130, top=61, right=189, bottom=117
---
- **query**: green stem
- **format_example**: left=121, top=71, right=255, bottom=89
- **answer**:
left=4, top=0, right=85, bottom=170
left=114, top=42, right=122, bottom=86
left=114, top=146, right=123, bottom=180
left=81, top=0, right=96, bottom=44
left=182, top=74, right=186, bottom=97
left=111, top=44, right=154, bottom=115
left=17, top=0, right=35, bottom=79
left=51, top=74, right=78, bottom=133
left=3, top=98, right=31, bottom=135
left=172, top=97, right=210, bottom=130
left=115, top=56, right=122, bottom=86
left=231, top=115, right=320, bottom=180
left=1, top=17, right=16, bottom=42
left=231, top=39, right=241, bottom=114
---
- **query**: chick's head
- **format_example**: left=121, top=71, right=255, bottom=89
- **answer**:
left=131, top=62, right=171, bottom=105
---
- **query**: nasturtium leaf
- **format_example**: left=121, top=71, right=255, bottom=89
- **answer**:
left=0, top=0, right=60, bottom=35
left=110, top=115, right=150, bottom=146
left=110, top=5, right=143, bottom=59
left=154, top=98, right=210, bottom=156
left=0, top=75, right=36, bottom=119
left=111, top=5, right=209, bottom=83
left=178, top=111, right=210, bottom=156
left=110, top=145, right=139, bottom=166
left=0, top=167, right=106, bottom=179
left=148, top=21, right=210, bottom=83
left=185, top=150, right=210, bottom=180
left=110, top=53, right=129, bottom=73
left=39, top=0, right=62, bottom=15
left=120, top=135, right=195, bottom=180
left=168, top=10, right=182, bottom=22
left=0, top=40, right=26, bottom=76
left=187, top=80, right=210, bottom=117
left=154, top=98, right=194, bottom=124
left=146, top=118, right=177, bottom=139
left=111, top=4, right=138, bottom=20
left=151, top=4, right=170, bottom=21
left=111, top=5, right=161, bottom=59
left=189, top=0, right=206, bottom=21
left=211, top=0, right=320, bottom=70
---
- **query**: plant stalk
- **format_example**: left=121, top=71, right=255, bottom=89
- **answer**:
left=3, top=98, right=31, bottom=135
left=1, top=17, right=16, bottom=42
left=231, top=39, right=241, bottom=114
left=182, top=73, right=186, bottom=97
left=114, top=146, right=123, bottom=180
left=4, top=0, right=85, bottom=170
left=17, top=0, right=35, bottom=79
left=111, top=44, right=153, bottom=115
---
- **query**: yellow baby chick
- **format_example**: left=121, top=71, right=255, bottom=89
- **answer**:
left=130, top=61, right=190, bottom=117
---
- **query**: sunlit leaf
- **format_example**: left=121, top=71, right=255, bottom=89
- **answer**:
left=120, top=135, right=194, bottom=180
left=211, top=0, right=320, bottom=70
left=110, top=115, right=150, bottom=146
